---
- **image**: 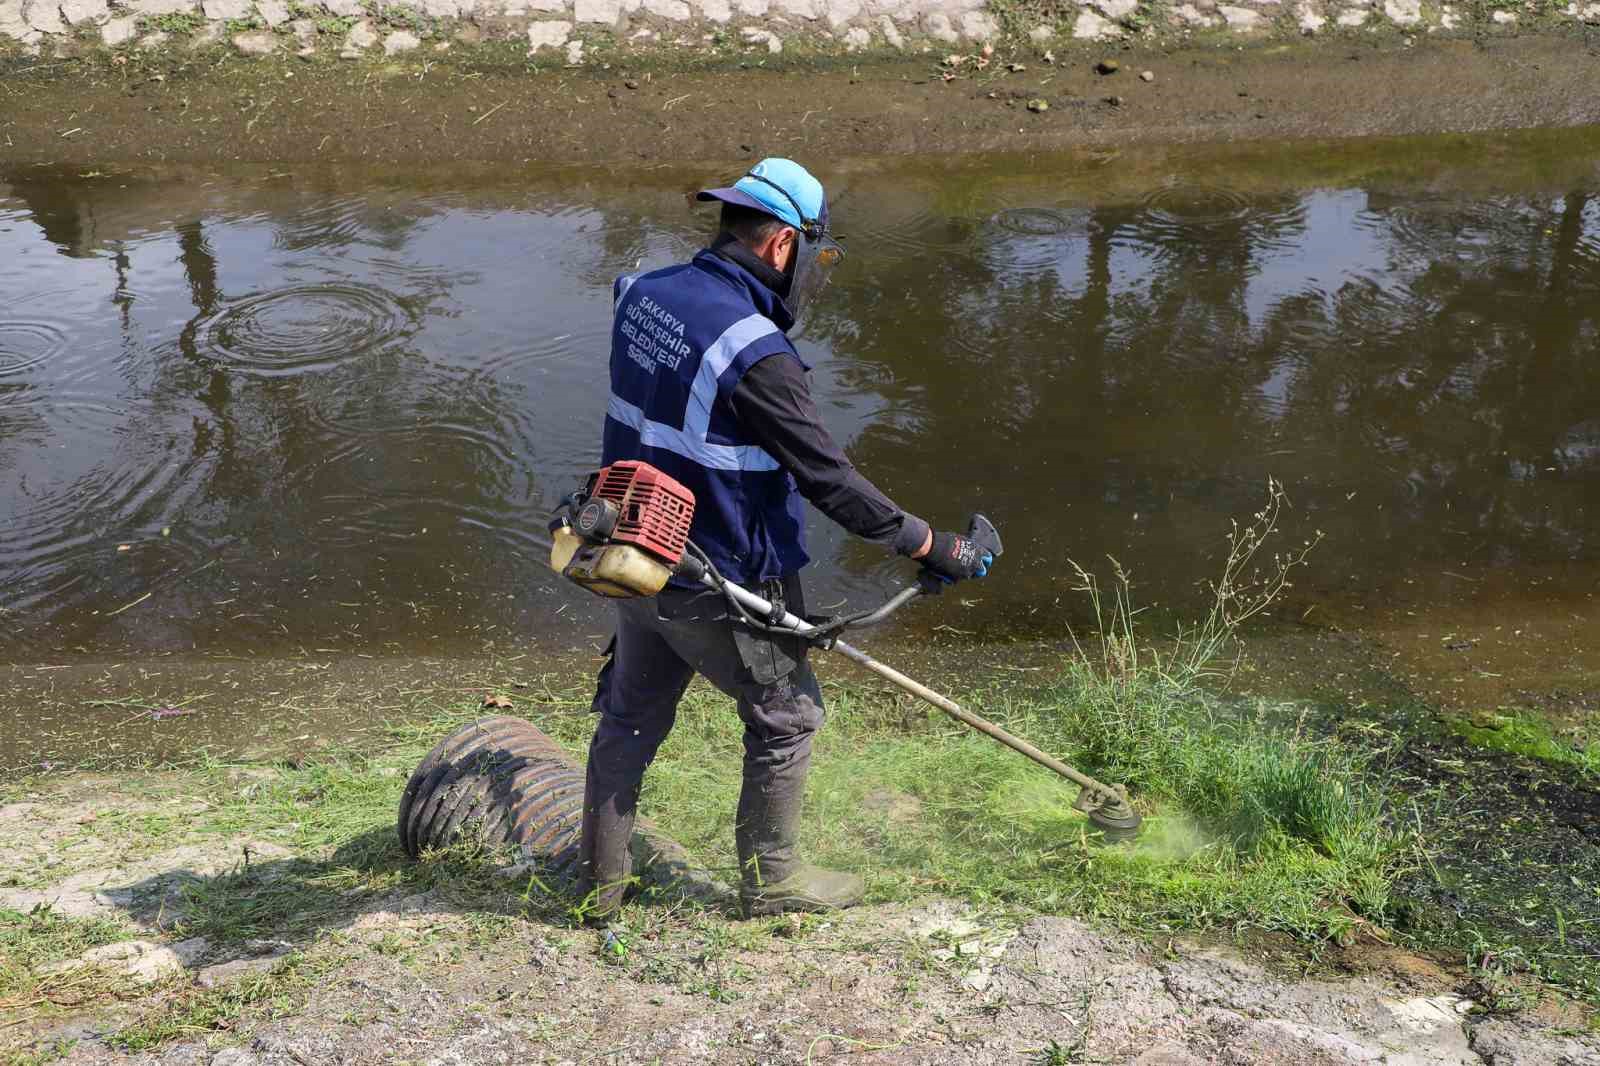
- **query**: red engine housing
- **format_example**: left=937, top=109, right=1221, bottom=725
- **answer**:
left=583, top=461, right=696, bottom=565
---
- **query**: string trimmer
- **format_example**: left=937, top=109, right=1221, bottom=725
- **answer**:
left=544, top=459, right=1143, bottom=843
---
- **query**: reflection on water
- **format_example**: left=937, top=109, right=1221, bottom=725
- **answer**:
left=1, top=152, right=1598, bottom=659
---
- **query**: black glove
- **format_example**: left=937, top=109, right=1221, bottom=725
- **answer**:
left=919, top=530, right=994, bottom=590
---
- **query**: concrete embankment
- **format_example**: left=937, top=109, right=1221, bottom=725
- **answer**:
left=1, top=0, right=1598, bottom=63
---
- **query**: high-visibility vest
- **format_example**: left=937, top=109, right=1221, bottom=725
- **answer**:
left=602, top=250, right=809, bottom=588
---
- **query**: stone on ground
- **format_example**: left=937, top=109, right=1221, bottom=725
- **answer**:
left=1219, top=3, right=1264, bottom=26
left=922, top=10, right=957, bottom=41
left=1095, top=0, right=1139, bottom=18
left=1073, top=9, right=1121, bottom=37
left=201, top=0, right=250, bottom=19
left=43, top=937, right=210, bottom=984
left=60, top=0, right=111, bottom=26
left=341, top=18, right=378, bottom=54
left=383, top=28, right=421, bottom=53
left=123, top=0, right=200, bottom=14
left=1383, top=0, right=1421, bottom=23
left=741, top=25, right=780, bottom=50
left=101, top=14, right=139, bottom=42
left=573, top=0, right=623, bottom=22
left=22, top=0, right=67, bottom=34
left=525, top=18, right=570, bottom=49
left=232, top=29, right=277, bottom=53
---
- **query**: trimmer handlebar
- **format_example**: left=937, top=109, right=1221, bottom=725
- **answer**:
left=843, top=584, right=924, bottom=629
left=702, top=511, right=1002, bottom=640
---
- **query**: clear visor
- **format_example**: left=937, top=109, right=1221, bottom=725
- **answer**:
left=788, top=236, right=845, bottom=322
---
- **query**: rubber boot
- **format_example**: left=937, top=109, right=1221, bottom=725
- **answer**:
left=575, top=763, right=637, bottom=925
left=736, top=752, right=864, bottom=918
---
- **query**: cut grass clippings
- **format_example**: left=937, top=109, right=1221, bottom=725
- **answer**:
left=0, top=907, right=143, bottom=1030
left=105, top=951, right=323, bottom=1052
left=0, top=908, right=137, bottom=1002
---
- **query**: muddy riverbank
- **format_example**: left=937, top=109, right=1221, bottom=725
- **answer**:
left=3, top=685, right=1599, bottom=1066
left=3, top=34, right=1600, bottom=166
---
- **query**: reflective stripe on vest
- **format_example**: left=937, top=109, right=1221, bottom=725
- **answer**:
left=605, top=311, right=782, bottom=472
left=614, top=273, right=640, bottom=309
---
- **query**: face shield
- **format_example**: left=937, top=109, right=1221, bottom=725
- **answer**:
left=785, top=229, right=844, bottom=330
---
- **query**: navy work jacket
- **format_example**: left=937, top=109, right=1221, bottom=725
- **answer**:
left=602, top=250, right=809, bottom=588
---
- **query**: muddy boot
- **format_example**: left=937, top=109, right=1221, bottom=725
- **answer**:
left=575, top=763, right=638, bottom=925
left=741, top=864, right=866, bottom=917
left=735, top=754, right=863, bottom=918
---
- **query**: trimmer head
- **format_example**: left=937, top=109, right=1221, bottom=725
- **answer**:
left=1075, top=784, right=1142, bottom=844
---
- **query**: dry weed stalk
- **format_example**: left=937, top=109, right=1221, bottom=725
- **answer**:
left=1069, top=477, right=1322, bottom=696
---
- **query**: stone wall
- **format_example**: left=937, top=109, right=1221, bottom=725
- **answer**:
left=1, top=0, right=1597, bottom=63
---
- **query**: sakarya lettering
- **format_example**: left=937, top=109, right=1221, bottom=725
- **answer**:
left=636, top=295, right=686, bottom=336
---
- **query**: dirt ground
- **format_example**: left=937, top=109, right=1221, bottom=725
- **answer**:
left=2, top=34, right=1600, bottom=167
left=4, top=771, right=1599, bottom=1066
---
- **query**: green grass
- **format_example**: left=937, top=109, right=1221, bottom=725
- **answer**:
left=2, top=1041, right=79, bottom=1066
left=314, top=14, right=357, bottom=34
left=620, top=484, right=1390, bottom=943
left=1448, top=711, right=1599, bottom=776
left=373, top=2, right=433, bottom=32
left=0, top=666, right=1444, bottom=1051
left=159, top=746, right=573, bottom=949
left=0, top=907, right=138, bottom=1001
left=14, top=480, right=1392, bottom=961
left=640, top=667, right=1395, bottom=943
left=136, top=11, right=204, bottom=33
left=2, top=481, right=1410, bottom=1061
left=0, top=907, right=143, bottom=1055
left=6, top=659, right=1391, bottom=970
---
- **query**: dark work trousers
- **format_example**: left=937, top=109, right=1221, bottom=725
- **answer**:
left=578, top=574, right=824, bottom=906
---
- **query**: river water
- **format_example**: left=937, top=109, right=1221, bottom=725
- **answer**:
left=2, top=137, right=1598, bottom=697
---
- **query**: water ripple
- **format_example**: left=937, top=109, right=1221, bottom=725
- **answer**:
left=0, top=320, right=69, bottom=378
left=270, top=198, right=371, bottom=252
left=1121, top=183, right=1305, bottom=257
left=286, top=431, right=540, bottom=554
left=1358, top=195, right=1547, bottom=276
left=475, top=324, right=612, bottom=378
left=979, top=206, right=1094, bottom=273
left=1140, top=183, right=1256, bottom=226
left=0, top=403, right=209, bottom=614
left=989, top=206, right=1087, bottom=237
left=830, top=181, right=997, bottom=261
left=188, top=283, right=415, bottom=377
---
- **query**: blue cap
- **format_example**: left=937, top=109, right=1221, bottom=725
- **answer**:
left=696, top=158, right=827, bottom=235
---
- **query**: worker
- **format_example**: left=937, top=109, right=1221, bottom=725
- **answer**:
left=577, top=158, right=995, bottom=921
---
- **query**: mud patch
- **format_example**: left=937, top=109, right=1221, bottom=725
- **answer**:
left=3, top=38, right=1600, bottom=167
